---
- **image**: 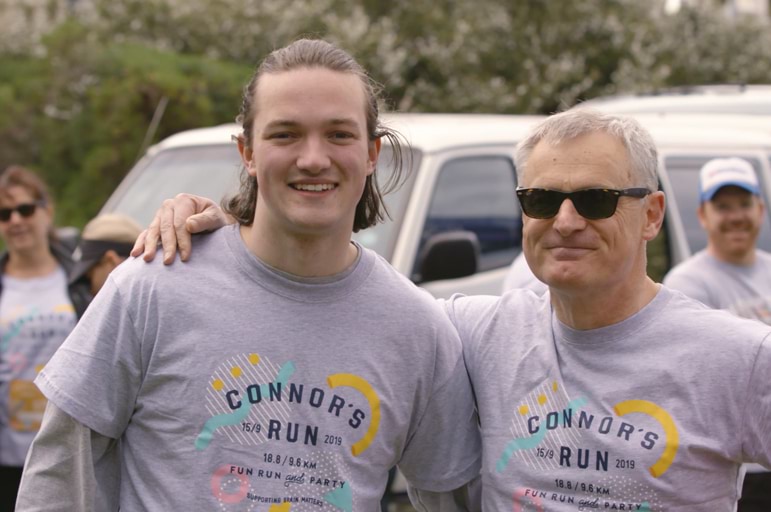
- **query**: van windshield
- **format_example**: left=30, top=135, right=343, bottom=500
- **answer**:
left=104, top=144, right=419, bottom=261
left=106, top=145, right=243, bottom=227
left=352, top=146, right=419, bottom=259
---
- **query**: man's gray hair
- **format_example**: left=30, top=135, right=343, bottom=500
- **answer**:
left=515, top=108, right=659, bottom=192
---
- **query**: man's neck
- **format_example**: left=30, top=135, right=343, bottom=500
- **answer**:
left=708, top=245, right=756, bottom=266
left=239, top=223, right=358, bottom=278
left=549, top=276, right=660, bottom=331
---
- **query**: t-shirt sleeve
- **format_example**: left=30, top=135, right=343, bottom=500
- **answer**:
left=16, top=401, right=120, bottom=511
left=396, top=310, right=482, bottom=492
left=744, top=332, right=771, bottom=469
left=34, top=275, right=143, bottom=439
left=441, top=294, right=500, bottom=374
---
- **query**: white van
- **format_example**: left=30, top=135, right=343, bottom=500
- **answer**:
left=580, top=84, right=771, bottom=116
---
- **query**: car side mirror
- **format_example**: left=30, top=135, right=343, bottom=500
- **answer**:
left=416, top=230, right=480, bottom=283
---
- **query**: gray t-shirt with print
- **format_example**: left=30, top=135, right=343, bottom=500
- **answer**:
left=36, top=225, right=481, bottom=510
left=0, top=267, right=76, bottom=466
left=446, top=286, right=771, bottom=511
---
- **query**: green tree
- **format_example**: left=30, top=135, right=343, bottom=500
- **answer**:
left=612, top=5, right=771, bottom=91
left=0, top=20, right=251, bottom=228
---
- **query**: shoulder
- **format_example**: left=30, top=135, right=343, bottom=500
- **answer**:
left=645, top=290, right=771, bottom=377
left=108, top=228, right=228, bottom=290
left=756, top=249, right=771, bottom=264
left=664, top=287, right=770, bottom=337
left=444, top=288, right=546, bottom=334
left=345, top=246, right=444, bottom=314
left=359, top=247, right=431, bottom=301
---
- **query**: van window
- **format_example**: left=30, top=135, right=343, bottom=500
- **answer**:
left=108, top=145, right=242, bottom=226
left=416, top=156, right=521, bottom=275
left=352, top=147, right=421, bottom=259
left=663, top=155, right=771, bottom=252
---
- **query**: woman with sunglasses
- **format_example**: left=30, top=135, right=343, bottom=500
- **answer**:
left=0, top=165, right=90, bottom=509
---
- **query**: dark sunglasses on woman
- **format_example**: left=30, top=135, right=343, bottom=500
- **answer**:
left=0, top=201, right=46, bottom=222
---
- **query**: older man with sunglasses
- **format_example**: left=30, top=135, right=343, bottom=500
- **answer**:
left=450, top=108, right=771, bottom=510
left=135, top=108, right=771, bottom=511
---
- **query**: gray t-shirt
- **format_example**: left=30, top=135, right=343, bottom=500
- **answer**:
left=0, top=267, right=76, bottom=466
left=664, top=249, right=771, bottom=324
left=446, top=286, right=771, bottom=511
left=35, top=225, right=481, bottom=510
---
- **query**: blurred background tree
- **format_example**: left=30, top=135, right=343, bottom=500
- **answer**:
left=0, top=0, right=769, bottom=229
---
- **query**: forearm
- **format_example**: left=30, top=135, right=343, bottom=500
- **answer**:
left=16, top=402, right=120, bottom=511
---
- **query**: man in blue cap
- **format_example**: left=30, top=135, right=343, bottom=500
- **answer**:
left=664, top=157, right=771, bottom=511
left=665, top=157, right=771, bottom=320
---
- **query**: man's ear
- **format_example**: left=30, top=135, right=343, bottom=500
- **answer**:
left=642, top=190, right=666, bottom=241
left=237, top=136, right=255, bottom=176
left=697, top=202, right=708, bottom=230
left=367, top=137, right=381, bottom=176
left=103, top=249, right=124, bottom=270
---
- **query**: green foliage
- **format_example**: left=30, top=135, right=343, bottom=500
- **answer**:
left=1, top=0, right=771, bottom=229
left=0, top=20, right=251, bottom=228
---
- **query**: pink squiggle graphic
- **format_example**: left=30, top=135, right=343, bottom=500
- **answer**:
left=513, top=487, right=544, bottom=512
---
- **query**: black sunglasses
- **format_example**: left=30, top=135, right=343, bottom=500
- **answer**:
left=0, top=201, right=45, bottom=222
left=516, top=187, right=651, bottom=220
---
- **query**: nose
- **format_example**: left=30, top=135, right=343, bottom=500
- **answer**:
left=8, top=209, right=25, bottom=223
left=296, top=136, right=331, bottom=173
left=552, top=198, right=587, bottom=236
left=725, top=205, right=748, bottom=222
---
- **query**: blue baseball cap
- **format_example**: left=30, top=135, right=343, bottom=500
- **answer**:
left=699, top=157, right=760, bottom=202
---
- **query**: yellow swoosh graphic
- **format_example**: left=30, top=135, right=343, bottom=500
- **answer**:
left=327, top=373, right=381, bottom=456
left=614, top=399, right=679, bottom=478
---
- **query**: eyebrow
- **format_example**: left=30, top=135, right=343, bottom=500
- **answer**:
left=264, top=118, right=362, bottom=130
